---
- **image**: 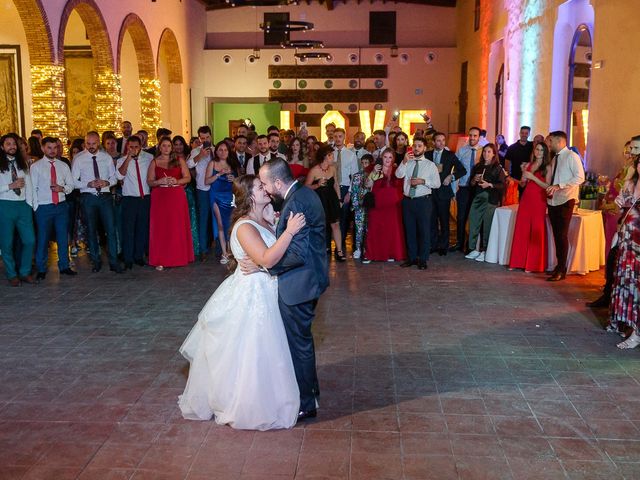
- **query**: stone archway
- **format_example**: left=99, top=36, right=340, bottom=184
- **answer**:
left=157, top=28, right=184, bottom=134
left=11, top=0, right=66, bottom=140
left=117, top=13, right=160, bottom=134
left=58, top=0, right=122, bottom=134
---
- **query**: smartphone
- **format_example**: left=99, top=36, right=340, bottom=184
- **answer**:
left=300, top=122, right=307, bottom=129
left=203, top=140, right=212, bottom=149
left=392, top=111, right=399, bottom=121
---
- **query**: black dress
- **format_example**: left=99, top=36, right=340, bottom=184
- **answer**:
left=314, top=177, right=340, bottom=224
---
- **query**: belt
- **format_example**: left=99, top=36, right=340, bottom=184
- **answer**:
left=404, top=194, right=431, bottom=200
left=82, top=192, right=112, bottom=197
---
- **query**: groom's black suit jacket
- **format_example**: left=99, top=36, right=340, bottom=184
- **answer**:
left=269, top=182, right=329, bottom=305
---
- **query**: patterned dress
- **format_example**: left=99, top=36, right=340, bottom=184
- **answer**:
left=350, top=170, right=369, bottom=252
left=611, top=199, right=640, bottom=331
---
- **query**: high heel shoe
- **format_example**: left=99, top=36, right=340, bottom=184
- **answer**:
left=335, top=251, right=346, bottom=262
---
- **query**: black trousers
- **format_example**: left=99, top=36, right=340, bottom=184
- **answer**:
left=547, top=199, right=575, bottom=273
left=455, top=186, right=472, bottom=249
left=279, top=297, right=320, bottom=412
left=402, top=195, right=432, bottom=262
left=431, top=195, right=451, bottom=250
left=339, top=185, right=351, bottom=250
left=603, top=244, right=619, bottom=299
left=121, top=195, right=150, bottom=264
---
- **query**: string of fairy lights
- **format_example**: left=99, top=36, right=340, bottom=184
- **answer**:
left=30, top=65, right=163, bottom=143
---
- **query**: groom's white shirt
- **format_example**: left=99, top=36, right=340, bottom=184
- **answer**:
left=284, top=180, right=298, bottom=201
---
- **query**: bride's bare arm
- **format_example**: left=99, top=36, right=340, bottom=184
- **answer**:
left=236, top=213, right=305, bottom=269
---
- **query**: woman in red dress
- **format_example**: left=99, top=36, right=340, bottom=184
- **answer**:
left=508, top=142, right=551, bottom=272
left=147, top=136, right=195, bottom=270
left=363, top=148, right=406, bottom=263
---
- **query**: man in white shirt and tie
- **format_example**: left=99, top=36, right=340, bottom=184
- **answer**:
left=31, top=137, right=77, bottom=280
left=333, top=128, right=359, bottom=252
left=451, top=127, right=481, bottom=252
left=546, top=130, right=585, bottom=281
left=396, top=136, right=441, bottom=270
left=187, top=126, right=214, bottom=258
left=0, top=133, right=37, bottom=286
left=71, top=131, right=121, bottom=273
left=116, top=135, right=153, bottom=269
left=247, top=134, right=284, bottom=175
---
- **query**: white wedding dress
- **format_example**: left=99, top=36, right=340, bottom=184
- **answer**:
left=178, top=219, right=300, bottom=430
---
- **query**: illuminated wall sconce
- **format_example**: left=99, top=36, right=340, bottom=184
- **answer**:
left=390, top=45, right=399, bottom=58
left=280, top=110, right=292, bottom=130
left=592, top=60, right=604, bottom=69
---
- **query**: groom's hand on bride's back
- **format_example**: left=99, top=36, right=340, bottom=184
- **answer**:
left=239, top=257, right=261, bottom=275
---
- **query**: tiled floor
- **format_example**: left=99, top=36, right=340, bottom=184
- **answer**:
left=1, top=250, right=639, bottom=479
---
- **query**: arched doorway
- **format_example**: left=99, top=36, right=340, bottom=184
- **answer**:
left=494, top=64, right=505, bottom=137
left=7, top=0, right=62, bottom=138
left=157, top=28, right=184, bottom=135
left=566, top=25, right=592, bottom=160
left=58, top=0, right=121, bottom=137
left=117, top=14, right=160, bottom=135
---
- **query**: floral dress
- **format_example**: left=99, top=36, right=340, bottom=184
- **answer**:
left=350, top=170, right=369, bottom=252
left=610, top=198, right=640, bottom=331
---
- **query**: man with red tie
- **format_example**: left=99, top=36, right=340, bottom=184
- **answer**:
left=116, top=135, right=153, bottom=270
left=30, top=137, right=76, bottom=280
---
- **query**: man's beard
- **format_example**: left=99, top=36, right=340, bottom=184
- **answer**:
left=270, top=192, right=284, bottom=212
left=354, top=141, right=363, bottom=149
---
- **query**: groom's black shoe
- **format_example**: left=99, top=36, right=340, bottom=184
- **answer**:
left=297, top=409, right=317, bottom=421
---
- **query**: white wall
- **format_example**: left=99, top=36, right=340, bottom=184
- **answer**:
left=203, top=46, right=459, bottom=134
left=206, top=3, right=457, bottom=49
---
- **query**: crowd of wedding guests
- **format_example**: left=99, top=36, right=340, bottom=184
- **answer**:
left=1, top=120, right=638, bottom=350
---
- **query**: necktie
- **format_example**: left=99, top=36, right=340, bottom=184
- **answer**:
left=239, top=154, right=244, bottom=167
left=9, top=159, right=20, bottom=196
left=470, top=148, right=476, bottom=166
left=133, top=157, right=144, bottom=198
left=92, top=155, right=101, bottom=192
left=50, top=161, right=59, bottom=205
left=434, top=150, right=441, bottom=165
left=551, top=154, right=560, bottom=184
left=336, top=148, right=342, bottom=185
left=409, top=158, right=421, bottom=198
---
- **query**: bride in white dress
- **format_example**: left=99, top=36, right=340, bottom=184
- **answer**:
left=179, top=175, right=305, bottom=430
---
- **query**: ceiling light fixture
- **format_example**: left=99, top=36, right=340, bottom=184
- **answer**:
left=294, top=52, right=332, bottom=60
left=260, top=20, right=314, bottom=32
left=281, top=40, right=324, bottom=49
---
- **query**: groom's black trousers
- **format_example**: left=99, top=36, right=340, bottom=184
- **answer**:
left=279, top=298, right=320, bottom=413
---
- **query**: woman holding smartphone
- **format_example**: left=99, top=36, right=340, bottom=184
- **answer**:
left=465, top=143, right=506, bottom=262
left=305, top=144, right=345, bottom=262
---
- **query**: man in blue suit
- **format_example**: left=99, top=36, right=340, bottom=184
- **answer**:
left=254, top=158, right=329, bottom=420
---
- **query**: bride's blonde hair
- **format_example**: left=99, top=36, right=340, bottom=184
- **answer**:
left=227, top=175, right=257, bottom=273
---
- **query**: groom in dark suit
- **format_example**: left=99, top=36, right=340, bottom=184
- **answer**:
left=258, top=158, right=329, bottom=419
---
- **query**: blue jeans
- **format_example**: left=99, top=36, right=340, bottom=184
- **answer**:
left=196, top=189, right=211, bottom=254
left=35, top=202, right=70, bottom=272
left=81, top=193, right=118, bottom=266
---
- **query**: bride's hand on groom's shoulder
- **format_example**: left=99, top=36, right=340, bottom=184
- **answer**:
left=239, top=257, right=261, bottom=275
left=285, top=212, right=306, bottom=237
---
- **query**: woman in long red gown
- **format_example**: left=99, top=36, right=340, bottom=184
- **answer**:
left=508, top=142, right=551, bottom=272
left=364, top=148, right=406, bottom=262
left=147, top=136, right=195, bottom=269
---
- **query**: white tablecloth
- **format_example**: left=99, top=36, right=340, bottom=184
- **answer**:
left=485, top=205, right=605, bottom=275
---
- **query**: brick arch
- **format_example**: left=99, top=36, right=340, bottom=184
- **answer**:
left=57, top=0, right=114, bottom=74
left=157, top=28, right=183, bottom=84
left=58, top=0, right=122, bottom=133
left=12, top=0, right=54, bottom=65
left=116, top=13, right=155, bottom=79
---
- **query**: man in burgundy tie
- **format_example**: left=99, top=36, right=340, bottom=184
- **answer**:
left=116, top=135, right=153, bottom=269
left=31, top=137, right=77, bottom=280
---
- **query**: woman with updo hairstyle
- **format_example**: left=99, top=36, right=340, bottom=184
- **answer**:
left=305, top=144, right=345, bottom=261
left=178, top=174, right=306, bottom=429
